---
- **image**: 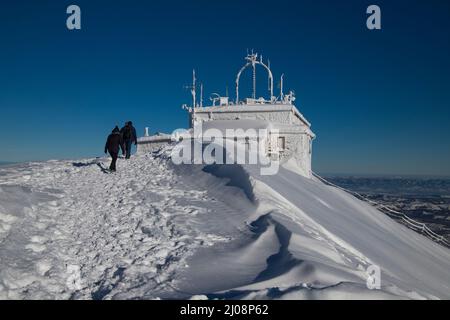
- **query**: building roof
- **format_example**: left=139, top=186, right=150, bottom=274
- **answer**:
left=137, top=132, right=172, bottom=143
left=193, top=119, right=315, bottom=139
left=192, top=103, right=312, bottom=127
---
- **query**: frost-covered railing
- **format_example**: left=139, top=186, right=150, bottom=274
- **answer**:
left=312, top=172, right=450, bottom=248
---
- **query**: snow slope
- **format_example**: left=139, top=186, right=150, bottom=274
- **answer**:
left=0, top=146, right=449, bottom=299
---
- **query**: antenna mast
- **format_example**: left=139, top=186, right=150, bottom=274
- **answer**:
left=236, top=51, right=274, bottom=104
left=200, top=82, right=203, bottom=108
left=252, top=52, right=257, bottom=99
left=191, top=69, right=196, bottom=108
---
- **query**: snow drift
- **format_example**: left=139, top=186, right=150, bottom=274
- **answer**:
left=0, top=146, right=449, bottom=300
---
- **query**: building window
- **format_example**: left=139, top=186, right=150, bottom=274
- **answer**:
left=278, top=136, right=286, bottom=151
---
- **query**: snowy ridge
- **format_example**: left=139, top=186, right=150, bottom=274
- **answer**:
left=312, top=173, right=450, bottom=247
left=0, top=146, right=450, bottom=299
left=0, top=153, right=235, bottom=299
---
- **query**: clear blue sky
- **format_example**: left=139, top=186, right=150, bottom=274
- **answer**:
left=1, top=0, right=450, bottom=175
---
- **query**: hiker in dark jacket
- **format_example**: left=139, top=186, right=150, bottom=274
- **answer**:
left=120, top=121, right=137, bottom=159
left=104, top=126, right=124, bottom=171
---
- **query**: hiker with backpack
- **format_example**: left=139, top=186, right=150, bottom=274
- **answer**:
left=120, top=121, right=137, bottom=159
left=104, top=126, right=124, bottom=172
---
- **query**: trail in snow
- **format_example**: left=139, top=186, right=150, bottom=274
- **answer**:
left=1, top=145, right=450, bottom=300
left=0, top=152, right=240, bottom=299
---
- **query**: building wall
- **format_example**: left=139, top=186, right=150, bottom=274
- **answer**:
left=291, top=133, right=312, bottom=177
left=137, top=141, right=171, bottom=154
left=271, top=132, right=312, bottom=178
left=137, top=132, right=313, bottom=177
left=139, top=109, right=314, bottom=178
left=195, top=110, right=303, bottom=127
left=193, top=109, right=313, bottom=178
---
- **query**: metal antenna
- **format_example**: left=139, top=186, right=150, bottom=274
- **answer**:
left=252, top=61, right=256, bottom=99
left=236, top=51, right=273, bottom=104
left=192, top=69, right=197, bottom=107
left=280, top=73, right=284, bottom=101
left=200, top=82, right=203, bottom=108
left=183, top=70, right=197, bottom=107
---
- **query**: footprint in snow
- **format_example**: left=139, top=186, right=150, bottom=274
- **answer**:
left=25, top=243, right=47, bottom=253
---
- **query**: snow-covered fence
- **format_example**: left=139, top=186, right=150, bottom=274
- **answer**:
left=312, top=172, right=450, bottom=248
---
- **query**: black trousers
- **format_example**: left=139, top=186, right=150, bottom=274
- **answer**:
left=124, top=140, right=132, bottom=159
left=109, top=151, right=118, bottom=171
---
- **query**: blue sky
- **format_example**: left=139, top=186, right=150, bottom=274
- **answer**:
left=1, top=0, right=450, bottom=175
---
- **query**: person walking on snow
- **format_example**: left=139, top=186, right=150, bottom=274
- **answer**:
left=104, top=126, right=124, bottom=171
left=120, top=121, right=137, bottom=159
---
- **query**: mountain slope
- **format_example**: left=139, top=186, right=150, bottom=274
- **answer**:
left=0, top=148, right=449, bottom=299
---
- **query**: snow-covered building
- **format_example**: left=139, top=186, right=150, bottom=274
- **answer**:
left=137, top=130, right=172, bottom=154
left=138, top=52, right=315, bottom=177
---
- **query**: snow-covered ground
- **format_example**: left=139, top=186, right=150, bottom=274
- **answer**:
left=0, top=146, right=449, bottom=299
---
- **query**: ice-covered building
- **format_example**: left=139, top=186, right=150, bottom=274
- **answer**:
left=137, top=129, right=172, bottom=154
left=138, top=52, right=315, bottom=177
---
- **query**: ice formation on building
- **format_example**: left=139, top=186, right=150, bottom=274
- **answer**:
left=138, top=52, right=315, bottom=177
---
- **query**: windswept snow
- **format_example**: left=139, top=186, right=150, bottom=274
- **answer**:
left=0, top=146, right=450, bottom=300
left=0, top=154, right=240, bottom=299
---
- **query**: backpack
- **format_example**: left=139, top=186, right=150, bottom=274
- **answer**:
left=122, top=126, right=132, bottom=140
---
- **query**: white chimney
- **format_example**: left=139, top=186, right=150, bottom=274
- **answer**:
left=144, top=127, right=150, bottom=137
